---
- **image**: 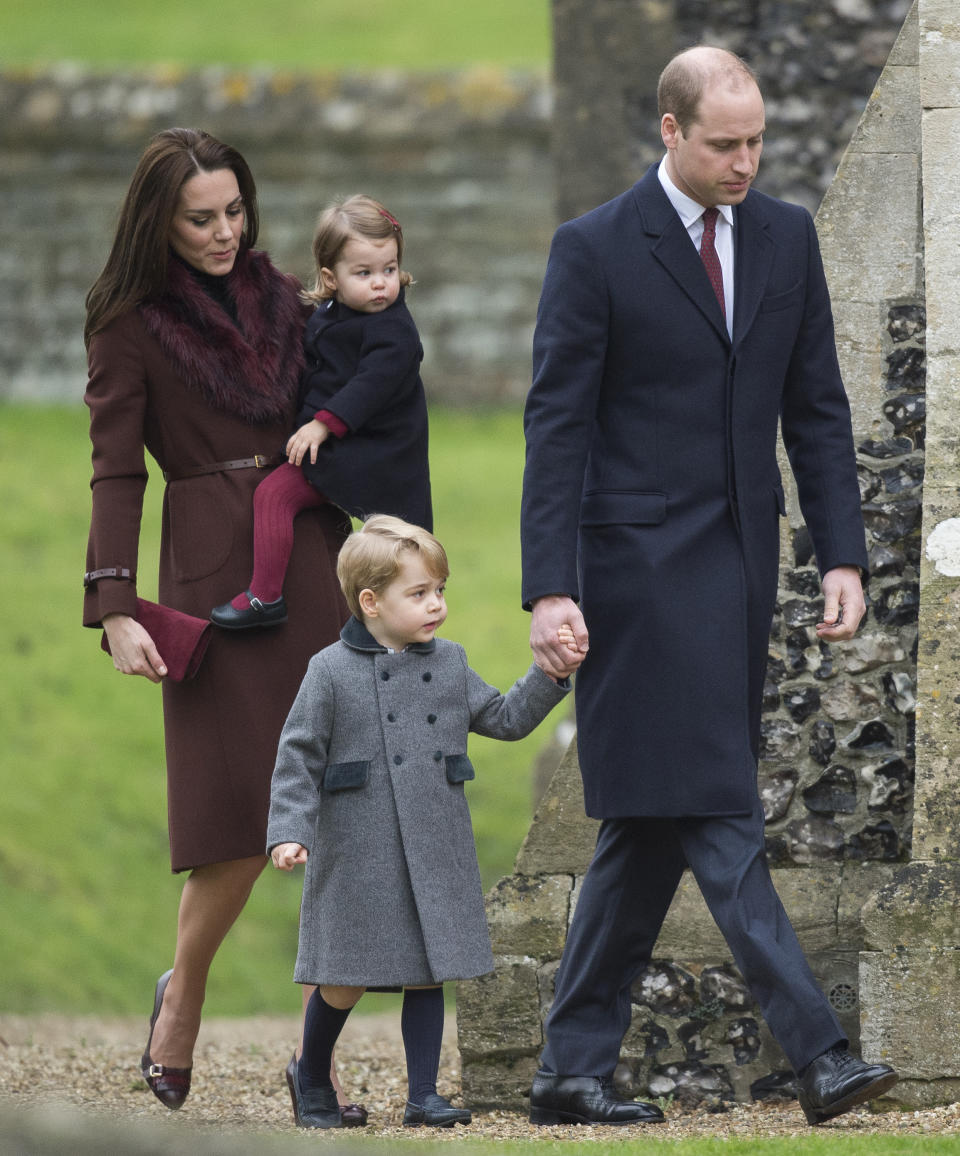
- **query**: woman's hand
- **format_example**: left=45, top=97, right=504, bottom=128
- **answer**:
left=272, top=842, right=308, bottom=870
left=102, top=613, right=167, bottom=682
left=286, top=420, right=330, bottom=467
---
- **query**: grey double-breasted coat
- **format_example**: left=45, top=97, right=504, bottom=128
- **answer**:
left=266, top=617, right=569, bottom=987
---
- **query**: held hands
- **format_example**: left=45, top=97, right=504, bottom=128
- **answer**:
left=816, top=565, right=866, bottom=641
left=102, top=612, right=167, bottom=682
left=272, top=842, right=308, bottom=871
left=531, top=595, right=588, bottom=680
left=286, top=419, right=330, bottom=467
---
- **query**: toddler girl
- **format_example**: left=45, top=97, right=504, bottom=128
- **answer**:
left=211, top=195, right=431, bottom=629
left=267, top=515, right=572, bottom=1127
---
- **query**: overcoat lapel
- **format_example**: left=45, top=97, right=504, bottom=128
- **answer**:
left=731, top=195, right=775, bottom=350
left=631, top=172, right=729, bottom=344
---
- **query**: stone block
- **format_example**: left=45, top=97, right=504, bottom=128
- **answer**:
left=651, top=866, right=842, bottom=959
left=514, top=739, right=599, bottom=876
left=830, top=299, right=885, bottom=446
left=460, top=1052, right=539, bottom=1110
left=485, top=873, right=571, bottom=961
left=860, top=948, right=960, bottom=1079
left=817, top=152, right=922, bottom=302
left=861, top=862, right=960, bottom=948
left=836, top=861, right=900, bottom=945
left=919, top=0, right=960, bottom=108
left=847, top=65, right=919, bottom=155
left=456, top=956, right=542, bottom=1059
left=886, top=0, right=919, bottom=67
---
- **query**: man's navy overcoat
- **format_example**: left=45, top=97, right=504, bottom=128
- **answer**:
left=521, top=165, right=868, bottom=819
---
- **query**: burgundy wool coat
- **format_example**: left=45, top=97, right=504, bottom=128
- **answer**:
left=83, top=248, right=351, bottom=871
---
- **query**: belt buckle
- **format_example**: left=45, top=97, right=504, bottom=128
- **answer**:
left=254, top=453, right=268, bottom=468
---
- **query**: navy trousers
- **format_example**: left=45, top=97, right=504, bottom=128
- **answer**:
left=541, top=801, right=844, bottom=1077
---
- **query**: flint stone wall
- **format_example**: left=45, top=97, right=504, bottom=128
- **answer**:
left=459, top=0, right=927, bottom=1112
left=0, top=0, right=910, bottom=405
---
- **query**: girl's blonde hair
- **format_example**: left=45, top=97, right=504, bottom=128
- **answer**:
left=301, top=194, right=413, bottom=306
left=337, top=515, right=448, bottom=620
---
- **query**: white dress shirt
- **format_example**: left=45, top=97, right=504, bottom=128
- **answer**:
left=658, top=156, right=734, bottom=338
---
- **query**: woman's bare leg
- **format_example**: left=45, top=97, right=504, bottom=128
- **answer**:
left=148, top=855, right=267, bottom=1067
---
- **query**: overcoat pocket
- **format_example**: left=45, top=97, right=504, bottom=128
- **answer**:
left=580, top=490, right=667, bottom=526
left=758, top=283, right=802, bottom=313
left=323, top=761, right=370, bottom=791
left=445, top=754, right=475, bottom=783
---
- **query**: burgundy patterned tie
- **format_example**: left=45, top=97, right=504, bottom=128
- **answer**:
left=700, top=207, right=726, bottom=321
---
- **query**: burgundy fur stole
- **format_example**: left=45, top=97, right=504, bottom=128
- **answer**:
left=139, top=248, right=306, bottom=424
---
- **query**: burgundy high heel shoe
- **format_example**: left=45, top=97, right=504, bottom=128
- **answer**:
left=141, top=969, right=193, bottom=1110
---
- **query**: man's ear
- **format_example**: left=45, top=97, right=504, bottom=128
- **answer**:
left=358, top=587, right=378, bottom=618
left=661, top=112, right=681, bottom=150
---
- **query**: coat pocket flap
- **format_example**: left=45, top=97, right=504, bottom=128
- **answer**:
left=580, top=490, right=667, bottom=527
left=445, top=754, right=476, bottom=783
left=323, top=761, right=370, bottom=792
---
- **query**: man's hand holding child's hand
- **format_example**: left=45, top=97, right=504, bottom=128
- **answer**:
left=272, top=842, right=308, bottom=870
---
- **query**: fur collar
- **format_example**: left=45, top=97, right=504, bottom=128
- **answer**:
left=139, top=247, right=306, bottom=424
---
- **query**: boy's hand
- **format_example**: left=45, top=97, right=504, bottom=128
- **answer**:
left=557, top=623, right=583, bottom=656
left=272, top=842, right=308, bottom=870
left=286, top=420, right=330, bottom=467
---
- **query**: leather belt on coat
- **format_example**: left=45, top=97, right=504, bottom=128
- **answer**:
left=162, top=452, right=286, bottom=483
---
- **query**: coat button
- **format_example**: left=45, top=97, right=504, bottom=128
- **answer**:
left=394, top=755, right=403, bottom=766
left=427, top=714, right=437, bottom=724
left=387, top=713, right=396, bottom=722
left=380, top=671, right=390, bottom=681
left=422, top=672, right=432, bottom=682
left=434, top=750, right=443, bottom=762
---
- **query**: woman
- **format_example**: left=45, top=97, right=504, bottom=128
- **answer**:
left=83, top=127, right=363, bottom=1122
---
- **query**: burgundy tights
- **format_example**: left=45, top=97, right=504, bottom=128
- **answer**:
left=231, top=463, right=326, bottom=610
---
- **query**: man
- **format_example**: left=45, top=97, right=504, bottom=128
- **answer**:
left=521, top=46, right=898, bottom=1127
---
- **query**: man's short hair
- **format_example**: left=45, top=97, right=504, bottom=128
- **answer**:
left=657, top=47, right=758, bottom=133
left=337, top=514, right=449, bottom=620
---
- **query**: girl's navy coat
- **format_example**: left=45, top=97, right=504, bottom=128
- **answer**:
left=521, top=165, right=868, bottom=820
left=298, top=288, right=432, bottom=530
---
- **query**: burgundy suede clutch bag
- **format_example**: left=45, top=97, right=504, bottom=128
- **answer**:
left=100, top=598, right=213, bottom=682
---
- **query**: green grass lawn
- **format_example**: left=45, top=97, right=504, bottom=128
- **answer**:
left=0, top=402, right=564, bottom=1015
left=332, top=1139, right=959, bottom=1155
left=0, top=0, right=550, bottom=70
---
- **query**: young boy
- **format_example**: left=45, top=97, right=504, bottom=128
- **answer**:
left=267, top=514, right=575, bottom=1129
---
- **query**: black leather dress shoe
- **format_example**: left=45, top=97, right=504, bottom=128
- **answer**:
left=284, top=1053, right=343, bottom=1129
left=529, top=1070, right=665, bottom=1126
left=797, top=1044, right=898, bottom=1125
left=141, top=969, right=192, bottom=1111
left=403, top=1092, right=472, bottom=1127
left=210, top=592, right=287, bottom=629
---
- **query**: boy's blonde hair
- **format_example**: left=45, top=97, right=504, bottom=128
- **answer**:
left=301, top=194, right=414, bottom=306
left=337, top=515, right=448, bottom=620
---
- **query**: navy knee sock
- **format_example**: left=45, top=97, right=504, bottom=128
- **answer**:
left=402, top=986, right=445, bottom=1103
left=299, top=990, right=352, bottom=1093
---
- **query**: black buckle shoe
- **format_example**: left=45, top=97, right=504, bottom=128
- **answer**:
left=798, top=1045, right=898, bottom=1125
left=284, top=1053, right=343, bottom=1129
left=403, top=1092, right=472, bottom=1127
left=210, top=591, right=288, bottom=630
left=529, top=1070, right=664, bottom=1126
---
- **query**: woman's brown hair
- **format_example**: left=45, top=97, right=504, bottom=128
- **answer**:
left=84, top=127, right=259, bottom=344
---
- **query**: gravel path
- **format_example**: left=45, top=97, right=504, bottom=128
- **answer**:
left=2, top=1012, right=959, bottom=1147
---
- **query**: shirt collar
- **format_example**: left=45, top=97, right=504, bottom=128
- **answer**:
left=339, top=615, right=437, bottom=654
left=657, top=156, right=735, bottom=231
